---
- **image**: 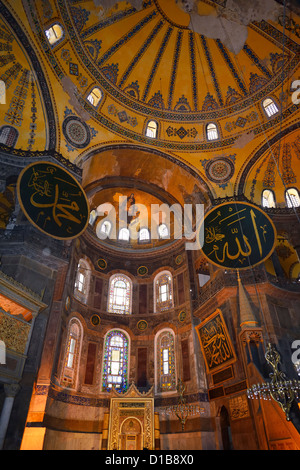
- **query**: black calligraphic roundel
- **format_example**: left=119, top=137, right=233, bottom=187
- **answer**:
left=17, top=162, right=89, bottom=240
left=199, top=201, right=276, bottom=270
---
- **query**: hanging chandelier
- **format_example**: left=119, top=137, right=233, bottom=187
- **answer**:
left=162, top=378, right=204, bottom=431
left=247, top=343, right=300, bottom=421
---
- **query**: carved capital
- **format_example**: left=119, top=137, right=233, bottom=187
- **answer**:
left=4, top=383, right=20, bottom=398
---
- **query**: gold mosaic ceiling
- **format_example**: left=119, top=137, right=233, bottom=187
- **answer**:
left=1, top=0, right=300, bottom=206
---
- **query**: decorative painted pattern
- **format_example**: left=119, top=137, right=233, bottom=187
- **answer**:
left=242, top=43, right=272, bottom=78
left=119, top=19, right=164, bottom=89
left=167, top=29, right=183, bottom=110
left=166, top=125, right=198, bottom=139
left=142, top=25, right=173, bottom=102
left=189, top=32, right=198, bottom=111
left=200, top=35, right=224, bottom=107
left=215, top=39, right=247, bottom=95
left=97, top=9, right=158, bottom=68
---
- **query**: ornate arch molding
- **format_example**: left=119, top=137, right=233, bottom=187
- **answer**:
left=79, top=143, right=214, bottom=202
left=0, top=1, right=56, bottom=150
left=237, top=122, right=300, bottom=196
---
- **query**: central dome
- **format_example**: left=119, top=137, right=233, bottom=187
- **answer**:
left=57, top=0, right=289, bottom=120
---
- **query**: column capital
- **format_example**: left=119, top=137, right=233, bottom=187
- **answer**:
left=4, top=383, right=20, bottom=398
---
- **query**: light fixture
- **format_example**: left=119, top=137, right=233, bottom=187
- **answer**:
left=247, top=343, right=300, bottom=421
left=162, top=378, right=204, bottom=431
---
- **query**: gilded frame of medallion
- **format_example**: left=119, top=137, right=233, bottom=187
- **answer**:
left=195, top=309, right=237, bottom=375
left=16, top=161, right=90, bottom=240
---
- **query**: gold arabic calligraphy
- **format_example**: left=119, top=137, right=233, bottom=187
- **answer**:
left=204, top=205, right=271, bottom=267
left=199, top=315, right=233, bottom=370
left=27, top=166, right=84, bottom=232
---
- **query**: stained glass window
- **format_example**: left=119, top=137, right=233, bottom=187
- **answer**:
left=102, top=330, right=129, bottom=392
left=156, top=330, right=176, bottom=392
left=154, top=271, right=173, bottom=312
left=108, top=274, right=132, bottom=314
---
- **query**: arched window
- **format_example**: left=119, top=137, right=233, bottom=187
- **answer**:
left=102, top=330, right=129, bottom=392
left=0, top=126, right=18, bottom=147
left=89, top=209, right=97, bottom=226
left=155, top=329, right=176, bottom=392
left=87, top=87, right=102, bottom=107
left=262, top=98, right=279, bottom=117
left=108, top=274, right=132, bottom=314
left=154, top=271, right=173, bottom=312
left=74, top=259, right=91, bottom=303
left=118, top=227, right=130, bottom=241
left=100, top=220, right=112, bottom=237
left=285, top=188, right=300, bottom=208
left=158, top=223, right=169, bottom=239
left=61, top=318, right=83, bottom=389
left=0, top=80, right=5, bottom=105
left=145, top=120, right=158, bottom=138
left=45, top=23, right=64, bottom=46
left=262, top=189, right=276, bottom=208
left=139, top=227, right=150, bottom=243
left=206, top=122, right=218, bottom=141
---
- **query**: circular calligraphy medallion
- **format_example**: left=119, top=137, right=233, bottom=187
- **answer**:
left=63, top=116, right=91, bottom=148
left=97, top=258, right=107, bottom=270
left=137, top=320, right=148, bottom=331
left=90, top=314, right=101, bottom=326
left=199, top=201, right=276, bottom=270
left=137, top=266, right=148, bottom=276
left=17, top=162, right=89, bottom=240
left=205, top=158, right=234, bottom=184
left=175, top=254, right=183, bottom=265
left=178, top=310, right=187, bottom=322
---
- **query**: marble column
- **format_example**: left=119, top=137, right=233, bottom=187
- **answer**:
left=0, top=383, right=20, bottom=449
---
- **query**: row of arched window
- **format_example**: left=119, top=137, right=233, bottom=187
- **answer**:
left=61, top=319, right=178, bottom=393
left=262, top=188, right=300, bottom=208
left=90, top=215, right=169, bottom=243
left=144, top=98, right=279, bottom=140
left=74, top=262, right=174, bottom=313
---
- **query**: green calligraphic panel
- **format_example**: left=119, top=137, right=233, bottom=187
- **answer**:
left=199, top=201, right=276, bottom=270
left=17, top=162, right=89, bottom=239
